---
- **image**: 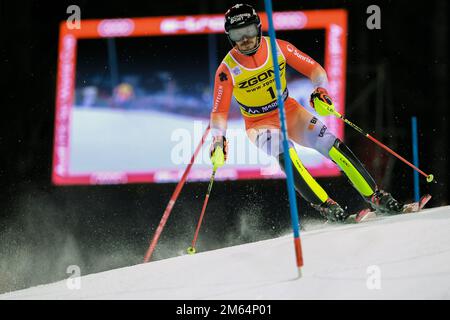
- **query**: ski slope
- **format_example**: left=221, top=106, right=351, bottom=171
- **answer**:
left=2, top=206, right=450, bottom=300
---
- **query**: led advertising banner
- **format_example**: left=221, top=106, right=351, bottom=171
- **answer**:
left=52, top=10, right=347, bottom=185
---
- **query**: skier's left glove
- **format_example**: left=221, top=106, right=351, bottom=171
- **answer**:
left=309, top=87, right=336, bottom=117
left=209, top=136, right=228, bottom=169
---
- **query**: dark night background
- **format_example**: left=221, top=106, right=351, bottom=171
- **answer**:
left=0, top=0, right=448, bottom=294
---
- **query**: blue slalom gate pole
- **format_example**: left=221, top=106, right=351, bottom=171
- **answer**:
left=411, top=117, right=420, bottom=202
left=264, top=0, right=304, bottom=277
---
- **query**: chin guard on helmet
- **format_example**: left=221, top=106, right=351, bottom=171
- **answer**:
left=224, top=4, right=262, bottom=55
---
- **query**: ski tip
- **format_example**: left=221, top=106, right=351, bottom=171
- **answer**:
left=419, top=194, right=432, bottom=209
left=403, top=194, right=432, bottom=213
left=344, top=208, right=374, bottom=223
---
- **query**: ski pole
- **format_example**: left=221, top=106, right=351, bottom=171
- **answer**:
left=321, top=104, right=436, bottom=183
left=143, top=125, right=210, bottom=263
left=186, top=147, right=224, bottom=255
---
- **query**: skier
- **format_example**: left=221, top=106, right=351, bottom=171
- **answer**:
left=209, top=3, right=403, bottom=222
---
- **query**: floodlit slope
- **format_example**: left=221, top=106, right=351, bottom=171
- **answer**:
left=2, top=206, right=450, bottom=300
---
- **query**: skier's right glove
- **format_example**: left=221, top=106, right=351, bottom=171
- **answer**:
left=209, top=136, right=228, bottom=169
left=309, top=87, right=336, bottom=117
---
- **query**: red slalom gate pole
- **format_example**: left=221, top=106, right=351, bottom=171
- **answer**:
left=143, top=125, right=210, bottom=263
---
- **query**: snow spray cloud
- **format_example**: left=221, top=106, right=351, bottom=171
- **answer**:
left=148, top=187, right=286, bottom=260
left=0, top=189, right=142, bottom=294
left=0, top=191, right=83, bottom=293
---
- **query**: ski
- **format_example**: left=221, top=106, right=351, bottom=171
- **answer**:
left=345, top=208, right=376, bottom=224
left=346, top=194, right=432, bottom=224
left=402, top=194, right=432, bottom=213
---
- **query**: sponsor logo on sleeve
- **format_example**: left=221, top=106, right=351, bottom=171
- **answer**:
left=319, top=125, right=328, bottom=137
left=290, top=47, right=314, bottom=65
left=308, top=116, right=318, bottom=130
left=213, top=85, right=224, bottom=112
left=219, top=72, right=228, bottom=82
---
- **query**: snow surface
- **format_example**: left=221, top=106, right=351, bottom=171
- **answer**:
left=2, top=206, right=450, bottom=300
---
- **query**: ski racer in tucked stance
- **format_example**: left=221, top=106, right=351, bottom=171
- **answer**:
left=209, top=4, right=403, bottom=222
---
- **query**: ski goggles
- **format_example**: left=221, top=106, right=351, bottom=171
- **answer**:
left=228, top=24, right=259, bottom=42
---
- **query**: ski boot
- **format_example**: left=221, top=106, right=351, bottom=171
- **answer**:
left=311, top=198, right=347, bottom=222
left=366, top=189, right=403, bottom=214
